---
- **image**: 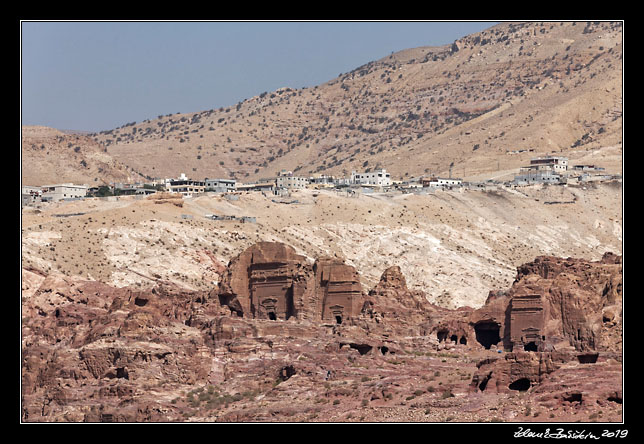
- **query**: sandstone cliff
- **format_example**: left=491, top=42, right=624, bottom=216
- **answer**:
left=21, top=243, right=622, bottom=422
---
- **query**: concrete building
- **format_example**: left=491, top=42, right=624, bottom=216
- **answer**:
left=308, top=175, right=336, bottom=188
left=205, top=178, right=236, bottom=193
left=351, top=169, right=391, bottom=187
left=237, top=182, right=275, bottom=193
left=164, top=173, right=205, bottom=197
left=135, top=188, right=156, bottom=195
left=276, top=170, right=309, bottom=189
left=40, top=183, right=88, bottom=202
left=513, top=170, right=562, bottom=185
left=22, top=186, right=42, bottom=206
left=522, top=156, right=568, bottom=173
left=571, top=164, right=605, bottom=172
left=421, top=177, right=462, bottom=187
left=513, top=155, right=568, bottom=185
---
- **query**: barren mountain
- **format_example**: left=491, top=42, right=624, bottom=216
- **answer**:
left=89, top=21, right=622, bottom=183
left=21, top=126, right=147, bottom=186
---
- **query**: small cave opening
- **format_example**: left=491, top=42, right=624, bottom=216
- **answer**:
left=134, top=297, right=148, bottom=307
left=607, top=394, right=622, bottom=404
left=350, top=343, right=373, bottom=355
left=268, top=311, right=277, bottom=321
left=379, top=346, right=389, bottom=355
left=524, top=341, right=538, bottom=352
left=577, top=353, right=599, bottom=364
left=509, top=378, right=531, bottom=392
left=278, top=365, right=296, bottom=382
left=478, top=373, right=492, bottom=392
left=116, top=367, right=129, bottom=380
left=335, top=315, right=343, bottom=325
left=563, top=392, right=583, bottom=404
left=437, top=330, right=449, bottom=343
left=450, top=335, right=458, bottom=343
left=460, top=336, right=467, bottom=345
left=474, top=321, right=501, bottom=349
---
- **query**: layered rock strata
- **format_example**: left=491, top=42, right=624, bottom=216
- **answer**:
left=21, top=243, right=622, bottom=422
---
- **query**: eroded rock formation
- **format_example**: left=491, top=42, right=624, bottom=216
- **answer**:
left=217, top=242, right=314, bottom=320
left=469, top=253, right=623, bottom=353
left=21, top=244, right=622, bottom=422
left=216, top=243, right=364, bottom=324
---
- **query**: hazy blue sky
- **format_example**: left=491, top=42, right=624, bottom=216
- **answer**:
left=21, top=21, right=496, bottom=133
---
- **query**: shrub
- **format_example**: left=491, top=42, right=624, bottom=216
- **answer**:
left=441, top=389, right=454, bottom=399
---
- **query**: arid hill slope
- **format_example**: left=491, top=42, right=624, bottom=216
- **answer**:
left=21, top=126, right=147, bottom=186
left=21, top=181, right=622, bottom=310
left=88, top=21, right=622, bottom=183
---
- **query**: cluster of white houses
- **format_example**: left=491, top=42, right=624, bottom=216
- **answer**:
left=22, top=156, right=616, bottom=207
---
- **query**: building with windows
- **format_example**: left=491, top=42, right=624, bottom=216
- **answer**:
left=513, top=156, right=568, bottom=185
left=308, top=175, right=336, bottom=188
left=205, top=178, right=236, bottom=193
left=513, top=170, right=562, bottom=185
left=276, top=170, right=309, bottom=189
left=421, top=177, right=462, bottom=187
left=350, top=169, right=391, bottom=187
left=22, top=186, right=42, bottom=206
left=522, top=156, right=568, bottom=173
left=164, top=173, right=205, bottom=197
left=40, top=183, right=88, bottom=202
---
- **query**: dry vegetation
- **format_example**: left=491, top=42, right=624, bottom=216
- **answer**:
left=79, top=21, right=622, bottom=184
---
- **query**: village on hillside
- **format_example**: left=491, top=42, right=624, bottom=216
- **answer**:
left=21, top=154, right=619, bottom=207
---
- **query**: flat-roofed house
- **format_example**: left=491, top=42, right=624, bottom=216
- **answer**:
left=350, top=169, right=391, bottom=187
left=421, top=177, right=462, bottom=187
left=276, top=170, right=309, bottom=189
left=523, top=156, right=568, bottom=173
left=164, top=173, right=205, bottom=197
left=40, top=183, right=87, bottom=202
left=205, top=178, right=236, bottom=193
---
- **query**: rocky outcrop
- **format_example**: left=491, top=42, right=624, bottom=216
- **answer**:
left=21, top=244, right=622, bottom=422
left=360, top=265, right=439, bottom=337
left=314, top=258, right=363, bottom=324
left=217, top=242, right=364, bottom=324
left=217, top=242, right=314, bottom=320
left=466, top=253, right=622, bottom=353
left=469, top=351, right=570, bottom=394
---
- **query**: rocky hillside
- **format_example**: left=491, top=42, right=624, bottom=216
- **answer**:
left=21, top=242, right=623, bottom=422
left=21, top=126, right=147, bottom=186
left=21, top=181, right=622, bottom=310
left=89, top=21, right=622, bottom=182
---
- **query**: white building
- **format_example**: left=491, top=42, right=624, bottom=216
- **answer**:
left=351, top=169, right=391, bottom=187
left=421, top=177, right=462, bottom=187
left=522, top=156, right=568, bottom=173
left=276, top=170, right=309, bottom=189
left=513, top=170, right=562, bottom=185
left=164, top=173, right=205, bottom=196
left=40, top=183, right=87, bottom=202
left=205, top=178, right=236, bottom=193
left=22, top=186, right=42, bottom=206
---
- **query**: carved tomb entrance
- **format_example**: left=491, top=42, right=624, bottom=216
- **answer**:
left=250, top=262, right=296, bottom=320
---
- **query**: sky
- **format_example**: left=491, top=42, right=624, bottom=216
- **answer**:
left=21, top=21, right=496, bottom=133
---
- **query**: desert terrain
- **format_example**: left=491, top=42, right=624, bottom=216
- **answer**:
left=22, top=181, right=621, bottom=309
left=21, top=21, right=623, bottom=424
